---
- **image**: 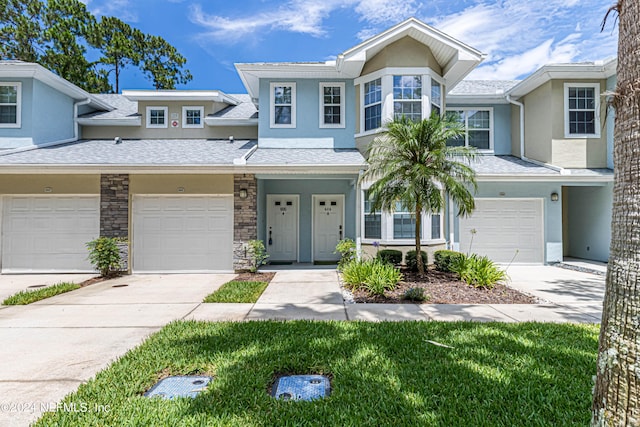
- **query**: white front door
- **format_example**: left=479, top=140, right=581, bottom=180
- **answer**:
left=313, top=195, right=343, bottom=262
left=266, top=195, right=298, bottom=261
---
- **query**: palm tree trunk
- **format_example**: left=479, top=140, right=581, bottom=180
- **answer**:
left=591, top=1, right=640, bottom=425
left=415, top=202, right=424, bottom=275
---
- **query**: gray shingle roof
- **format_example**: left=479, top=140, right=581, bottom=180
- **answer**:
left=449, top=80, right=520, bottom=96
left=472, top=156, right=557, bottom=175
left=79, top=94, right=139, bottom=119
left=211, top=94, right=258, bottom=120
left=247, top=148, right=365, bottom=166
left=0, top=139, right=256, bottom=165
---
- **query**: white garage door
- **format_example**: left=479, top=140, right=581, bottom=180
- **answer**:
left=133, top=196, right=233, bottom=272
left=2, top=196, right=99, bottom=272
left=459, top=198, right=544, bottom=263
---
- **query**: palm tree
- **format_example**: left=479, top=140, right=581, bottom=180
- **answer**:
left=361, top=113, right=477, bottom=275
left=592, top=1, right=640, bottom=425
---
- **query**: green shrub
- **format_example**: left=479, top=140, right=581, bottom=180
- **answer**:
left=335, top=238, right=357, bottom=269
left=341, top=259, right=403, bottom=294
left=377, top=249, right=403, bottom=265
left=452, top=254, right=509, bottom=289
left=247, top=240, right=269, bottom=273
left=405, top=250, right=428, bottom=272
left=403, top=287, right=428, bottom=302
left=363, top=261, right=403, bottom=295
left=86, top=237, right=124, bottom=277
left=434, top=250, right=466, bottom=272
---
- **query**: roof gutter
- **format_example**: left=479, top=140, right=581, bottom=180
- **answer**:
left=505, top=95, right=567, bottom=174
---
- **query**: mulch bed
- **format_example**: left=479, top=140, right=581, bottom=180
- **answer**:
left=349, top=266, right=537, bottom=304
left=78, top=276, right=106, bottom=287
left=234, top=272, right=276, bottom=283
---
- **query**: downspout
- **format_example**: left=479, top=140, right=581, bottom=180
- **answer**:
left=72, top=98, right=92, bottom=142
left=355, top=169, right=364, bottom=260
left=506, top=95, right=566, bottom=174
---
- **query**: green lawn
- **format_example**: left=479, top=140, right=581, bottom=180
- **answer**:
left=2, top=282, right=80, bottom=305
left=203, top=281, right=268, bottom=303
left=35, top=321, right=598, bottom=426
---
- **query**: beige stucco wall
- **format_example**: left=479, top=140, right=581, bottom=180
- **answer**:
left=522, top=81, right=553, bottom=163
left=129, top=174, right=234, bottom=195
left=361, top=242, right=447, bottom=264
left=81, top=100, right=257, bottom=140
left=549, top=79, right=607, bottom=168
left=0, top=175, right=99, bottom=194
left=361, top=37, right=442, bottom=75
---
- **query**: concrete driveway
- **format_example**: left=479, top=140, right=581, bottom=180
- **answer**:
left=0, top=273, right=234, bottom=427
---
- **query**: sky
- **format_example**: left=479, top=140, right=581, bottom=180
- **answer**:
left=81, top=0, right=619, bottom=94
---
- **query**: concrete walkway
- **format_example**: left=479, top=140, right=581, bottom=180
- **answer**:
left=0, top=265, right=605, bottom=426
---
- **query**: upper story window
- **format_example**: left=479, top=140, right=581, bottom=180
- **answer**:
left=0, top=82, right=21, bottom=128
left=564, top=83, right=600, bottom=138
left=146, top=106, right=168, bottom=129
left=431, top=80, right=442, bottom=116
left=182, top=106, right=204, bottom=128
left=364, top=78, right=382, bottom=131
left=270, top=82, right=296, bottom=128
left=393, top=75, right=422, bottom=121
left=319, top=82, right=345, bottom=128
left=446, top=108, right=493, bottom=151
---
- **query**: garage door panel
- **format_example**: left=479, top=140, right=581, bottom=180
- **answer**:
left=2, top=196, right=99, bottom=272
left=460, top=199, right=543, bottom=264
left=133, top=196, right=233, bottom=272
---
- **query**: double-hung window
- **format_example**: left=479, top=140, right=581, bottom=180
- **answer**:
left=564, top=83, right=600, bottom=137
left=446, top=108, right=493, bottom=151
left=431, top=80, right=442, bottom=117
left=271, top=82, right=296, bottom=128
left=0, top=82, right=21, bottom=128
left=363, top=190, right=382, bottom=239
left=393, top=75, right=422, bottom=121
left=319, top=83, right=345, bottom=128
left=364, top=78, right=382, bottom=131
left=393, top=202, right=419, bottom=239
left=146, top=106, right=168, bottom=128
left=182, top=106, right=204, bottom=128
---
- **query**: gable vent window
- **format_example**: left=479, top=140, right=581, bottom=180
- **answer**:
left=0, top=82, right=21, bottom=128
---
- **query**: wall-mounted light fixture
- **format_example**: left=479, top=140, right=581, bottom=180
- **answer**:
left=239, top=188, right=248, bottom=199
left=550, top=192, right=559, bottom=202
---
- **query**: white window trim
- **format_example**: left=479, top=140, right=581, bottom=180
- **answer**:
left=360, top=189, right=445, bottom=245
left=564, top=82, right=601, bottom=139
left=392, top=75, right=423, bottom=122
left=270, top=82, right=296, bottom=128
left=182, top=106, right=204, bottom=129
left=445, top=107, right=494, bottom=152
left=355, top=68, right=445, bottom=138
left=319, top=82, right=345, bottom=129
left=0, top=82, right=21, bottom=128
left=363, top=78, right=383, bottom=133
left=145, top=106, right=168, bottom=129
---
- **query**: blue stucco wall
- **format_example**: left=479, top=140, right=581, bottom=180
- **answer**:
left=32, top=79, right=75, bottom=144
left=447, top=104, right=512, bottom=155
left=453, top=181, right=563, bottom=263
left=257, top=178, right=357, bottom=262
left=258, top=79, right=356, bottom=148
left=566, top=183, right=612, bottom=262
left=0, top=78, right=75, bottom=147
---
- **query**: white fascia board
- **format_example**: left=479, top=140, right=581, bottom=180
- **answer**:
left=0, top=62, right=113, bottom=111
left=122, top=90, right=239, bottom=105
left=476, top=174, right=613, bottom=183
left=76, top=117, right=142, bottom=127
left=446, top=95, right=510, bottom=105
left=204, top=117, right=258, bottom=127
left=508, top=59, right=618, bottom=98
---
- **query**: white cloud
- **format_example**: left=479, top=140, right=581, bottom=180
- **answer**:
left=189, top=0, right=420, bottom=43
left=80, top=0, right=138, bottom=22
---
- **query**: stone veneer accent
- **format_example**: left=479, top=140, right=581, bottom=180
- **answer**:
left=233, top=174, right=258, bottom=271
left=100, top=174, right=129, bottom=272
